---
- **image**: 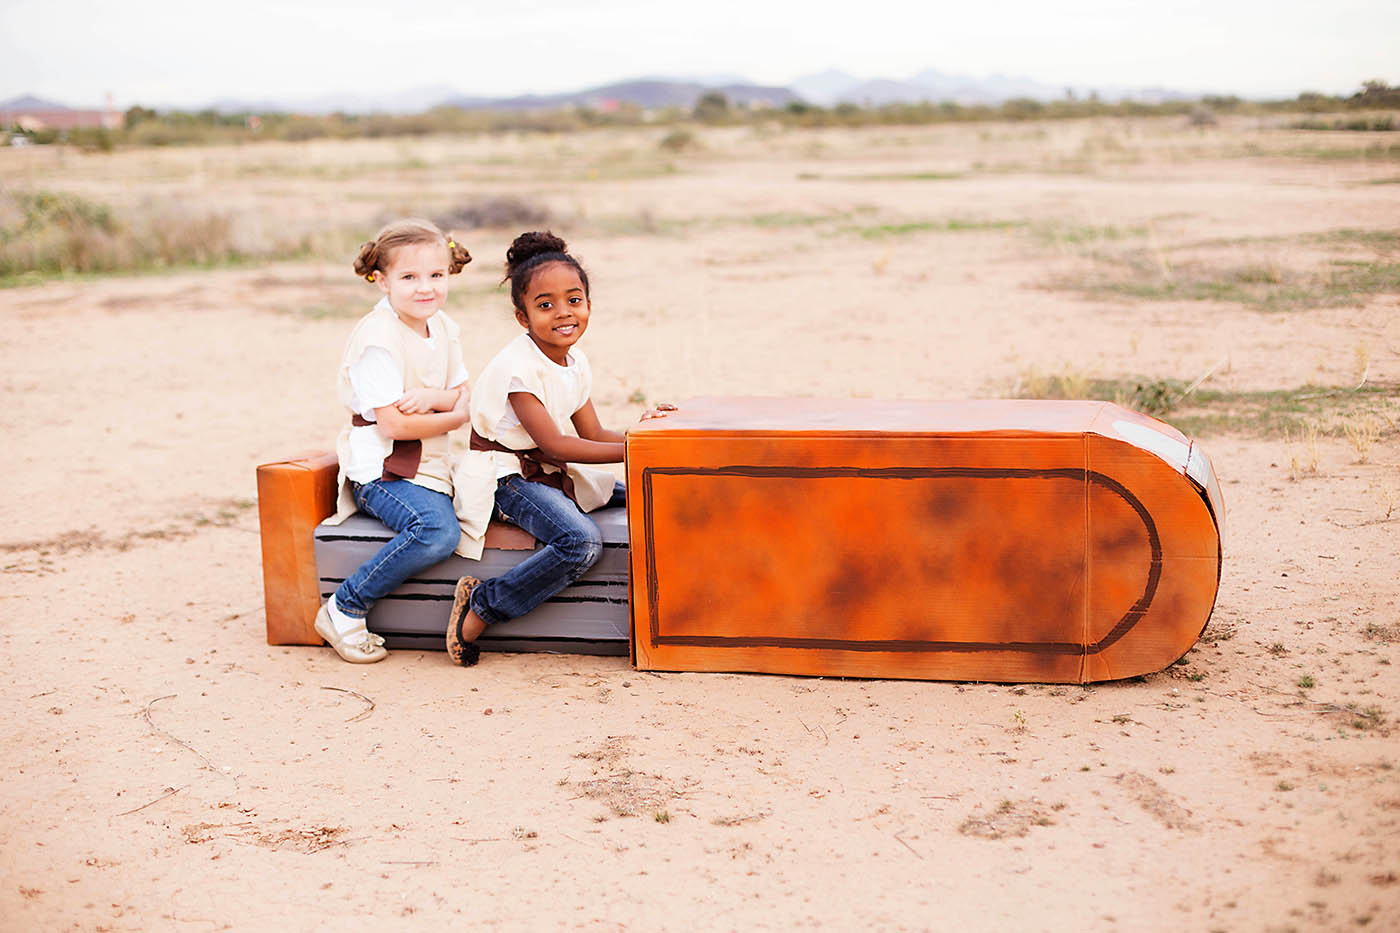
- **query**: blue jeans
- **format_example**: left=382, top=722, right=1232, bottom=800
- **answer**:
left=334, top=479, right=460, bottom=618
left=470, top=476, right=625, bottom=625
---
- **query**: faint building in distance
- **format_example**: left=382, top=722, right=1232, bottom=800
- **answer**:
left=0, top=94, right=125, bottom=131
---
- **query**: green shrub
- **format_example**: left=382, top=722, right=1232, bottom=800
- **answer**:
left=431, top=196, right=550, bottom=231
left=0, top=189, right=246, bottom=281
left=659, top=129, right=697, bottom=152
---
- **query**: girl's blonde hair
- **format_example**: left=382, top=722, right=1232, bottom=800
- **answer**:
left=353, top=218, right=471, bottom=281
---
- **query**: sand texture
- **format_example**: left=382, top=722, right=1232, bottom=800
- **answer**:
left=2, top=117, right=1398, bottom=929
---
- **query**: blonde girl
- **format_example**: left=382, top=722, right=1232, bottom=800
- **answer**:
left=317, top=219, right=473, bottom=663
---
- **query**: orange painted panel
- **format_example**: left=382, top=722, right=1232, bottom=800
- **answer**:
left=257, top=452, right=339, bottom=645
left=627, top=397, right=1223, bottom=683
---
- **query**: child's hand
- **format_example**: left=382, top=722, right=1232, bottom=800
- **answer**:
left=639, top=403, right=677, bottom=421
left=395, top=388, right=439, bottom=414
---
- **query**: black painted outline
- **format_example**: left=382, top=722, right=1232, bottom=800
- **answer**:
left=320, top=590, right=626, bottom=605
left=316, top=537, right=627, bottom=549
left=641, top=465, right=1162, bottom=656
left=320, top=576, right=622, bottom=589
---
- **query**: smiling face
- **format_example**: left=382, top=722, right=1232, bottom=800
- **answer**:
left=514, top=261, right=591, bottom=365
left=376, top=240, right=450, bottom=336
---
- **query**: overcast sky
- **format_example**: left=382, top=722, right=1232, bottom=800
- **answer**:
left=2, top=0, right=1395, bottom=108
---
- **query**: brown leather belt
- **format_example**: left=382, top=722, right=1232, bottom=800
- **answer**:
left=351, top=414, right=422, bottom=482
left=470, top=429, right=577, bottom=502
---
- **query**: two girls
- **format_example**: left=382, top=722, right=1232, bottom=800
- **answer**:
left=323, top=224, right=664, bottom=665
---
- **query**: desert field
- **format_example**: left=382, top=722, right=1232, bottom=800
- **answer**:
left=2, top=115, right=1398, bottom=930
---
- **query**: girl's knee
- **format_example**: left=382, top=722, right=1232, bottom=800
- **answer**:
left=556, top=522, right=603, bottom=575
left=413, top=507, right=460, bottom=562
left=422, top=522, right=460, bottom=562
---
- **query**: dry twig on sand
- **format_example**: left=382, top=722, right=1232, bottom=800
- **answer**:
left=115, top=784, right=187, bottom=817
left=142, top=694, right=234, bottom=786
left=892, top=831, right=924, bottom=859
left=320, top=685, right=376, bottom=722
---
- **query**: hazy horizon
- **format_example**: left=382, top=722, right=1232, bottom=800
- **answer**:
left=2, top=0, right=1395, bottom=110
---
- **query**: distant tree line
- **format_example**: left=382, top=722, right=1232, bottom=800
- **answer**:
left=5, top=82, right=1396, bottom=151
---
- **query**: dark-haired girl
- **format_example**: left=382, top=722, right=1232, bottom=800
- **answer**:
left=318, top=219, right=474, bottom=663
left=444, top=231, right=671, bottom=666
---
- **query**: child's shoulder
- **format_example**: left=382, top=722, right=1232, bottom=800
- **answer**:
left=348, top=303, right=401, bottom=345
left=479, top=332, right=532, bottom=375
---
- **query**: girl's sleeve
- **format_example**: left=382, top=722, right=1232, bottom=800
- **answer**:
left=572, top=349, right=593, bottom=414
left=347, top=346, right=404, bottom=420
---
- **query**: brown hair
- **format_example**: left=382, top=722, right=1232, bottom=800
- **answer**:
left=502, top=230, right=588, bottom=311
left=353, top=218, right=471, bottom=281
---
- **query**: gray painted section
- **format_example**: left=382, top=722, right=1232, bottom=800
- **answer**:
left=313, top=507, right=631, bottom=655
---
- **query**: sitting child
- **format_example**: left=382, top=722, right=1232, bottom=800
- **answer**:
left=317, top=219, right=473, bottom=663
left=444, top=231, right=671, bottom=665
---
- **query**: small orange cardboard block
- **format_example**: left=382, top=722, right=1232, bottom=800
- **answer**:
left=256, top=452, right=339, bottom=645
left=626, top=398, right=1224, bottom=683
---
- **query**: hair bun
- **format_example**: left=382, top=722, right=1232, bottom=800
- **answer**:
left=352, top=240, right=379, bottom=279
left=446, top=233, right=473, bottom=275
left=506, top=231, right=567, bottom=273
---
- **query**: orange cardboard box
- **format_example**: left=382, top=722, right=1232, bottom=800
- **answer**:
left=625, top=397, right=1223, bottom=683
left=256, top=452, right=340, bottom=645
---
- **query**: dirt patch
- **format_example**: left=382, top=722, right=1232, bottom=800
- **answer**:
left=958, top=799, right=1060, bottom=840
left=181, top=821, right=348, bottom=853
left=565, top=736, right=681, bottom=819
left=1115, top=771, right=1198, bottom=831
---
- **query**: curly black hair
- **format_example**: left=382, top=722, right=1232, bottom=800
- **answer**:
left=503, top=230, right=589, bottom=311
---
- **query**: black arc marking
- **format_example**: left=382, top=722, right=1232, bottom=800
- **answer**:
left=641, top=465, right=1161, bottom=657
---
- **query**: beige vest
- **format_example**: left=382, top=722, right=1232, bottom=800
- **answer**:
left=327, top=299, right=465, bottom=526
left=451, top=333, right=615, bottom=560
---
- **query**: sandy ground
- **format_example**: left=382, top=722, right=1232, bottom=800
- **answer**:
left=2, top=118, right=1398, bottom=930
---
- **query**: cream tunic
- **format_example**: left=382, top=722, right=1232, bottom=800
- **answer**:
left=451, top=333, right=616, bottom=560
left=326, top=298, right=467, bottom=530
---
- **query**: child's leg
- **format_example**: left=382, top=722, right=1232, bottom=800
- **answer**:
left=469, top=475, right=606, bottom=626
left=604, top=479, right=625, bottom=509
left=334, top=479, right=460, bottom=619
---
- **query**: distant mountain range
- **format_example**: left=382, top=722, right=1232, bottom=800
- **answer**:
left=440, top=79, right=799, bottom=112
left=791, top=68, right=1192, bottom=106
left=5, top=68, right=1201, bottom=117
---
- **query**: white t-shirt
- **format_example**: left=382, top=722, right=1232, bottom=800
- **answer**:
left=342, top=339, right=469, bottom=482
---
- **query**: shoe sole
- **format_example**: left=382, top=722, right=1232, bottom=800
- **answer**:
left=446, top=577, right=482, bottom=666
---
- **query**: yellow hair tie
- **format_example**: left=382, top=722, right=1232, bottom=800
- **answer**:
left=365, top=272, right=376, bottom=282
left=447, top=240, right=457, bottom=249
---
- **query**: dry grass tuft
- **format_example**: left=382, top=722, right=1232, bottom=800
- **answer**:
left=1286, top=422, right=1322, bottom=479
left=430, top=196, right=550, bottom=232
left=1343, top=414, right=1383, bottom=462
left=0, top=189, right=313, bottom=283
left=1011, top=366, right=1092, bottom=401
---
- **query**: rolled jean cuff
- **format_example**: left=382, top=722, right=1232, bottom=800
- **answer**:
left=331, top=583, right=369, bottom=618
left=470, top=587, right=507, bottom=627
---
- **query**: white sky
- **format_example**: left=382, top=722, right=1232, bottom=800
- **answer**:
left=2, top=0, right=1396, bottom=108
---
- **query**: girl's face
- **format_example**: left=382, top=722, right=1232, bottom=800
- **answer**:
left=376, top=240, right=450, bottom=335
left=514, top=261, right=590, bottom=365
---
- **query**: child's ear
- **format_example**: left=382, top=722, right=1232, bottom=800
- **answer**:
left=514, top=308, right=529, bottom=328
left=375, top=273, right=390, bottom=296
